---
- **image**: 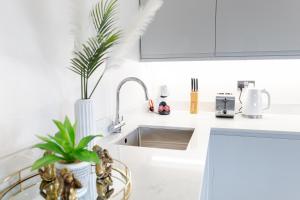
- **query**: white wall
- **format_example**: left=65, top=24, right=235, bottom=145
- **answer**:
left=132, top=59, right=300, bottom=104
left=1, top=0, right=300, bottom=158
left=0, top=0, right=78, bottom=157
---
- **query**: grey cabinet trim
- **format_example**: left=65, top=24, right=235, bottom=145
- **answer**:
left=140, top=53, right=215, bottom=61
left=216, top=50, right=300, bottom=57
left=140, top=54, right=300, bottom=62
left=211, top=128, right=300, bottom=140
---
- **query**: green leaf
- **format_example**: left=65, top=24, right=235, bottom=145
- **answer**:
left=31, top=154, right=62, bottom=171
left=49, top=135, right=73, bottom=153
left=72, top=149, right=100, bottom=164
left=54, top=131, right=63, bottom=140
left=33, top=142, right=65, bottom=156
left=63, top=116, right=75, bottom=147
left=36, top=135, right=52, bottom=143
left=77, top=135, right=102, bottom=149
left=49, top=134, right=64, bottom=146
left=53, top=120, right=72, bottom=148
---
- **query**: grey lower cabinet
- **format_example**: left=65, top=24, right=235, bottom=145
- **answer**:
left=216, top=0, right=300, bottom=57
left=202, top=128, right=300, bottom=200
left=140, top=0, right=216, bottom=61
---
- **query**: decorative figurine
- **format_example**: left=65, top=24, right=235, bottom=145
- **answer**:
left=39, top=151, right=57, bottom=182
left=60, top=168, right=82, bottom=200
left=38, top=156, right=82, bottom=200
left=39, top=151, right=61, bottom=200
left=96, top=182, right=114, bottom=200
left=39, top=179, right=61, bottom=200
left=93, top=145, right=114, bottom=200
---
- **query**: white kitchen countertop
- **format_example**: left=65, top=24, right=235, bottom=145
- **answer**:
left=95, top=111, right=300, bottom=200
left=1, top=110, right=300, bottom=199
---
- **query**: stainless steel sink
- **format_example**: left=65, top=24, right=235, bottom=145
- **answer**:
left=116, top=126, right=194, bottom=150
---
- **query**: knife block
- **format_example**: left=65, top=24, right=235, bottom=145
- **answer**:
left=190, top=92, right=198, bottom=114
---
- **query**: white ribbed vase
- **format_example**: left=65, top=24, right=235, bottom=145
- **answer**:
left=74, top=99, right=96, bottom=144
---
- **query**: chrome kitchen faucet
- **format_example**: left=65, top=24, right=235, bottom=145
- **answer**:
left=110, top=77, right=149, bottom=133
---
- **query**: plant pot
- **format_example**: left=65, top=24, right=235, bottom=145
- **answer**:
left=55, top=161, right=91, bottom=197
left=75, top=99, right=96, bottom=145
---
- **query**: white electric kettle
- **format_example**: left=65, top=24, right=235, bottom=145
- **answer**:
left=242, top=88, right=271, bottom=118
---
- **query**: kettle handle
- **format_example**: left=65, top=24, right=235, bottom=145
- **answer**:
left=262, top=89, right=271, bottom=110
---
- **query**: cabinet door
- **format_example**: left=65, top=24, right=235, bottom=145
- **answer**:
left=207, top=130, right=300, bottom=200
left=140, top=0, right=216, bottom=60
left=216, top=0, right=300, bottom=57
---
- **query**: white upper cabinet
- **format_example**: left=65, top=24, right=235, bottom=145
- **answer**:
left=216, top=0, right=300, bottom=56
left=140, top=0, right=216, bottom=60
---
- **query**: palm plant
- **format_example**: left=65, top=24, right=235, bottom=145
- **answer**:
left=31, top=117, right=101, bottom=170
left=70, top=0, right=121, bottom=99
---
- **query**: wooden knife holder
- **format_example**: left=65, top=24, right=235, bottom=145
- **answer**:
left=190, top=92, right=198, bottom=114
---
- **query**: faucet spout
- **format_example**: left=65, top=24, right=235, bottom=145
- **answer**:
left=111, top=77, right=149, bottom=133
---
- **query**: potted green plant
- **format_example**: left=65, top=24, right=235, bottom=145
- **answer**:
left=71, top=0, right=120, bottom=140
left=32, top=116, right=101, bottom=197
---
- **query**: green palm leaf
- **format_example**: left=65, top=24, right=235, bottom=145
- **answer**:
left=70, top=0, right=121, bottom=99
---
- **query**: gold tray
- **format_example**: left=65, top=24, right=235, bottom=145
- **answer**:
left=0, top=159, right=131, bottom=200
